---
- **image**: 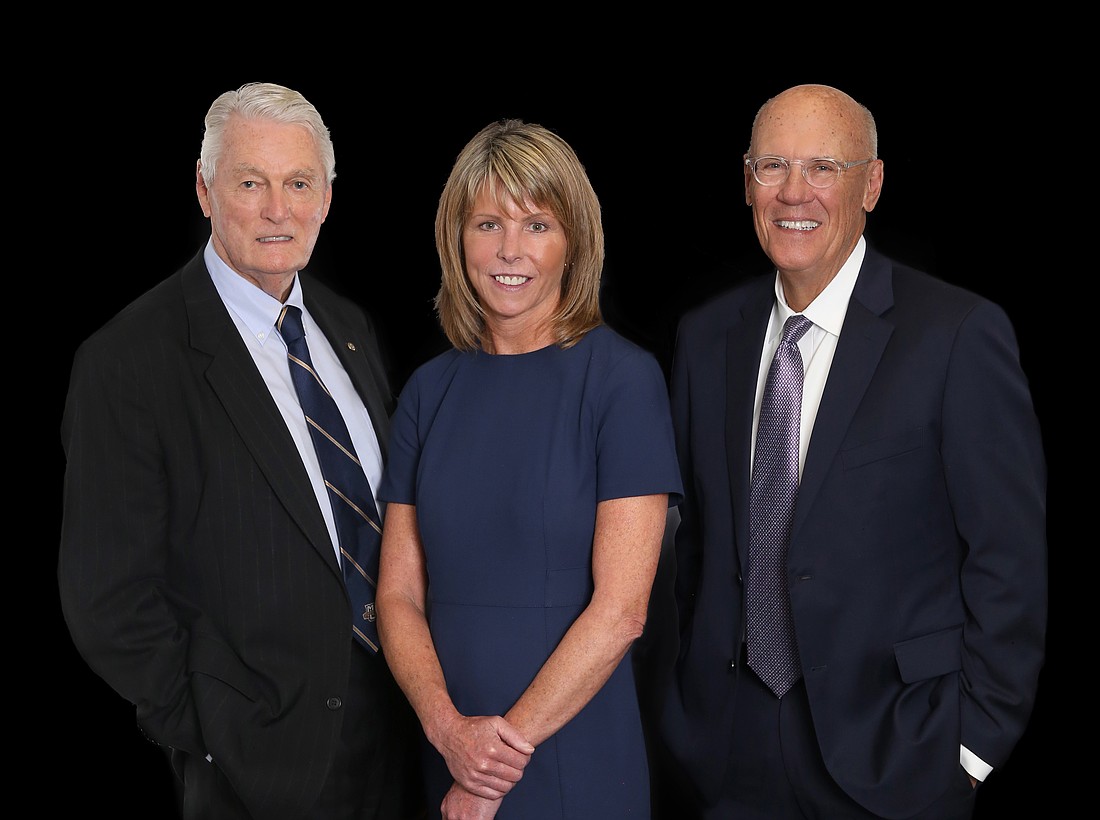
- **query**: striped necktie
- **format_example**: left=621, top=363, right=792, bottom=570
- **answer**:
left=278, top=304, right=381, bottom=653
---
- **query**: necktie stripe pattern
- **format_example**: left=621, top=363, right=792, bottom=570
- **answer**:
left=278, top=305, right=381, bottom=654
left=309, top=417, right=363, bottom=465
left=327, top=484, right=382, bottom=534
left=747, top=313, right=812, bottom=697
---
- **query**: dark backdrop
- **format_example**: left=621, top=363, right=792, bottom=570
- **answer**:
left=47, top=67, right=1058, bottom=817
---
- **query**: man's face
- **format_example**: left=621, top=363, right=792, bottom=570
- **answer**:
left=745, top=90, right=882, bottom=287
left=197, top=116, right=331, bottom=299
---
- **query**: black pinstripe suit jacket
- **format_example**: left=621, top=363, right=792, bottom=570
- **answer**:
left=58, top=247, right=413, bottom=818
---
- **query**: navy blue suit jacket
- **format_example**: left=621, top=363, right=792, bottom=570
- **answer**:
left=660, top=243, right=1047, bottom=818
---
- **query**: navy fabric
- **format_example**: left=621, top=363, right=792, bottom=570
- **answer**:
left=381, top=325, right=682, bottom=818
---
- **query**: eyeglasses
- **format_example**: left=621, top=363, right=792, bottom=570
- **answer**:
left=744, top=156, right=873, bottom=189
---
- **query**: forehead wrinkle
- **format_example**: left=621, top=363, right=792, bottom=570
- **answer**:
left=228, top=161, right=321, bottom=182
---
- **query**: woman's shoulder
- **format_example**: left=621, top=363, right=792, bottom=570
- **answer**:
left=582, top=324, right=662, bottom=370
left=580, top=323, right=640, bottom=353
left=398, top=347, right=465, bottom=393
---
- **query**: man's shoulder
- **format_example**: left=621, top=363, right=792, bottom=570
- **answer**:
left=679, top=274, right=767, bottom=335
left=300, top=272, right=375, bottom=332
left=886, top=261, right=1003, bottom=323
left=72, top=248, right=213, bottom=366
left=83, top=269, right=189, bottom=347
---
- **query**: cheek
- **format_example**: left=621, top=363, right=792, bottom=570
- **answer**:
left=751, top=206, right=770, bottom=236
left=841, top=187, right=866, bottom=211
left=302, top=203, right=329, bottom=227
left=536, top=237, right=569, bottom=271
left=463, top=235, right=496, bottom=270
left=216, top=198, right=263, bottom=230
left=750, top=186, right=777, bottom=212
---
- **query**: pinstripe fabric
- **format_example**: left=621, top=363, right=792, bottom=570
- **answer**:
left=59, top=251, right=425, bottom=818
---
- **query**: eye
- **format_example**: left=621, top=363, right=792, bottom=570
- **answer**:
left=241, top=180, right=257, bottom=189
left=528, top=221, right=548, bottom=233
left=477, top=220, right=499, bottom=231
left=291, top=180, right=309, bottom=190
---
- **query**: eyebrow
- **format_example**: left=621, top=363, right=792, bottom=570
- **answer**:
left=469, top=212, right=558, bottom=229
left=230, top=163, right=321, bottom=180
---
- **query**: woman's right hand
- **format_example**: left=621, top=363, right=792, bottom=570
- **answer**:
left=432, top=713, right=534, bottom=798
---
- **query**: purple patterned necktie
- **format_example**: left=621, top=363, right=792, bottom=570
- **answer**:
left=746, top=313, right=812, bottom=697
left=278, top=305, right=381, bottom=654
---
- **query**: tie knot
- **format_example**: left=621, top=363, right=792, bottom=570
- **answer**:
left=278, top=305, right=306, bottom=344
left=782, top=314, right=812, bottom=345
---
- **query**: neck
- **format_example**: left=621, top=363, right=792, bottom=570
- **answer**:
left=482, top=319, right=555, bottom=355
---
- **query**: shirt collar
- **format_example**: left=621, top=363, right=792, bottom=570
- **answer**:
left=775, top=235, right=865, bottom=336
left=204, top=238, right=304, bottom=345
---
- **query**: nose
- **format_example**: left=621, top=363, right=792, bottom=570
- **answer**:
left=497, top=226, right=523, bottom=262
left=262, top=187, right=291, bottom=222
left=777, top=161, right=815, bottom=202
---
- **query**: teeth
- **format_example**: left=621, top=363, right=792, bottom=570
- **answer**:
left=258, top=236, right=292, bottom=242
left=777, top=220, right=819, bottom=231
left=495, top=275, right=528, bottom=285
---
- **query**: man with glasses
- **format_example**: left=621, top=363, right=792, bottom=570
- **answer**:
left=657, top=84, right=1046, bottom=818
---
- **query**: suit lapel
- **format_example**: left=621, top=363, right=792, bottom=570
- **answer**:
left=180, top=254, right=339, bottom=574
left=726, top=281, right=775, bottom=568
left=304, top=291, right=392, bottom=461
left=792, top=247, right=895, bottom=542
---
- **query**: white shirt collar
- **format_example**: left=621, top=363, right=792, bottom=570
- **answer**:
left=204, top=238, right=304, bottom=345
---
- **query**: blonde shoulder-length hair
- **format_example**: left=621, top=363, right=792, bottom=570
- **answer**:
left=434, top=119, right=604, bottom=351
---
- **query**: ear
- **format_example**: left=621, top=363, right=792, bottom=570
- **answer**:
left=862, top=159, right=884, bottom=213
left=321, top=182, right=333, bottom=224
left=744, top=157, right=754, bottom=206
left=196, top=161, right=212, bottom=219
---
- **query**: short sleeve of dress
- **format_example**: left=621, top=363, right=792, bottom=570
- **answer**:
left=377, top=371, right=422, bottom=506
left=594, top=340, right=683, bottom=507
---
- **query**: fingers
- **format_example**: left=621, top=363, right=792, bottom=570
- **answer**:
left=460, top=744, right=526, bottom=798
left=442, top=715, right=533, bottom=798
left=493, top=716, right=535, bottom=755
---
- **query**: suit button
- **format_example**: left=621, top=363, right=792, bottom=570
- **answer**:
left=731, top=642, right=748, bottom=670
left=326, top=697, right=342, bottom=710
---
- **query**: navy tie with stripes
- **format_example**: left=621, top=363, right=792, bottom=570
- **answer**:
left=278, top=304, right=381, bottom=654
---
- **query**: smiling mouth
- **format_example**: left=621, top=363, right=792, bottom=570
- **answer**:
left=776, top=220, right=820, bottom=231
left=494, top=275, right=529, bottom=285
left=258, top=236, right=293, bottom=243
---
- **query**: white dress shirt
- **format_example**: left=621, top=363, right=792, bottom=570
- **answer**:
left=205, top=239, right=385, bottom=566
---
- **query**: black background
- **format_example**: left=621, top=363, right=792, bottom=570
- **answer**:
left=46, top=64, right=1058, bottom=817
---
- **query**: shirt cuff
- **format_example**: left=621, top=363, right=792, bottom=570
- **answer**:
left=960, top=745, right=992, bottom=782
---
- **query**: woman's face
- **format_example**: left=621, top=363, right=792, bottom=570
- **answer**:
left=463, top=185, right=567, bottom=349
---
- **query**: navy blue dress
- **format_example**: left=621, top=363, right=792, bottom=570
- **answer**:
left=379, top=324, right=682, bottom=818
